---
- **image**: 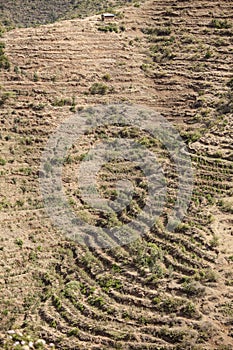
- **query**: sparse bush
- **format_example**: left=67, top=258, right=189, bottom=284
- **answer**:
left=152, top=296, right=184, bottom=313
left=68, top=328, right=79, bottom=337
left=210, top=234, right=219, bottom=247
left=33, top=72, right=39, bottom=82
left=142, top=26, right=171, bottom=36
left=15, top=238, right=23, bottom=248
left=140, top=63, right=149, bottom=71
left=219, top=302, right=233, bottom=317
left=182, top=280, right=205, bottom=297
left=175, top=222, right=190, bottom=233
left=218, top=199, right=233, bottom=214
left=0, top=157, right=6, bottom=165
left=89, top=82, right=108, bottom=95
left=226, top=78, right=233, bottom=90
left=181, top=130, right=202, bottom=143
left=0, top=25, right=5, bottom=37
left=70, top=95, right=76, bottom=112
left=102, top=73, right=111, bottom=81
left=181, top=35, right=194, bottom=44
left=99, top=276, right=122, bottom=292
left=32, top=103, right=45, bottom=111
left=0, top=42, right=10, bottom=70
left=52, top=97, right=72, bottom=106
left=52, top=295, right=62, bottom=310
left=204, top=49, right=212, bottom=59
left=181, top=302, right=198, bottom=318
left=87, top=295, right=105, bottom=307
left=98, top=24, right=119, bottom=33
left=209, top=19, right=231, bottom=29
left=199, top=269, right=218, bottom=282
left=14, top=65, right=20, bottom=74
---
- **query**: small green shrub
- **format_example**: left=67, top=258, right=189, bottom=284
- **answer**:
left=218, top=199, right=233, bottom=214
left=99, top=276, right=122, bottom=292
left=181, top=302, right=197, bottom=317
left=199, top=269, right=218, bottom=282
left=89, top=82, right=108, bottom=95
left=210, top=234, right=219, bottom=247
left=98, top=24, right=119, bottom=33
left=175, top=222, right=190, bottom=233
left=0, top=42, right=10, bottom=70
left=209, top=19, right=232, bottom=29
left=102, top=73, right=111, bottom=81
left=33, top=72, right=39, bottom=82
left=226, top=78, right=233, bottom=89
left=181, top=130, right=202, bottom=143
left=204, top=49, right=212, bottom=59
left=15, top=238, right=23, bottom=248
left=52, top=295, right=62, bottom=310
left=0, top=26, right=5, bottom=38
left=0, top=158, right=6, bottom=165
left=182, top=280, right=205, bottom=297
left=68, top=328, right=79, bottom=337
left=87, top=295, right=105, bottom=307
left=52, top=97, right=72, bottom=107
left=142, top=27, right=171, bottom=36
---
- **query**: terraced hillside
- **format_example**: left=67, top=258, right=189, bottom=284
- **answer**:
left=0, top=0, right=233, bottom=349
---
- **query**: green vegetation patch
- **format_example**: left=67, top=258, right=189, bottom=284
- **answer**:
left=0, top=42, right=10, bottom=70
left=142, top=26, right=171, bottom=36
left=89, top=82, right=108, bottom=95
left=209, top=19, right=232, bottom=29
left=98, top=23, right=119, bottom=33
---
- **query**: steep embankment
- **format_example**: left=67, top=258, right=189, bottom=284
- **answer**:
left=0, top=0, right=233, bottom=349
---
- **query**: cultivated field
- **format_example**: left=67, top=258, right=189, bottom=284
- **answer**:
left=0, top=0, right=233, bottom=349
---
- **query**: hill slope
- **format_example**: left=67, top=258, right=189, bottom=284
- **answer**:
left=0, top=0, right=233, bottom=349
left=0, top=0, right=142, bottom=27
